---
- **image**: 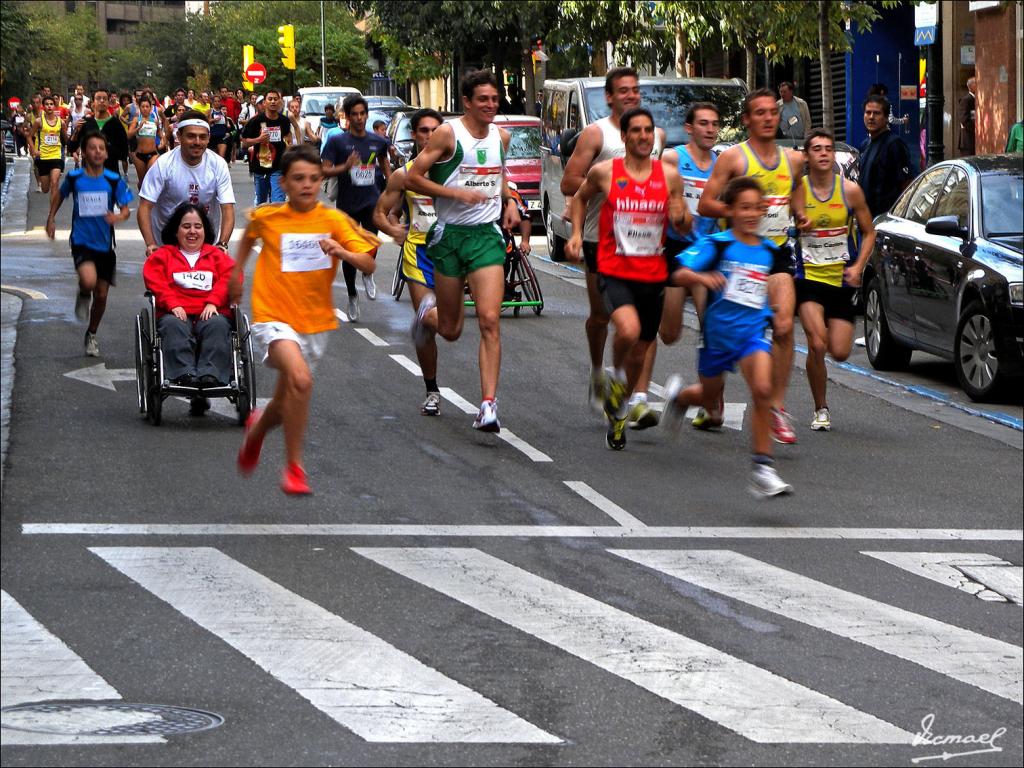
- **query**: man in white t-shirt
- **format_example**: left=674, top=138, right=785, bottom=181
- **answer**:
left=137, top=110, right=236, bottom=256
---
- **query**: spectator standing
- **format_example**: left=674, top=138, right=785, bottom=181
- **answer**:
left=857, top=95, right=912, bottom=217
left=241, top=90, right=293, bottom=205
left=776, top=82, right=811, bottom=141
left=957, top=76, right=976, bottom=157
left=1007, top=119, right=1024, bottom=153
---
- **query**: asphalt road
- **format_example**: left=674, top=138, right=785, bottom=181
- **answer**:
left=1, top=157, right=1021, bottom=767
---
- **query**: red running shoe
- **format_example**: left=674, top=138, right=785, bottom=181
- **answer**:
left=281, top=463, right=312, bottom=495
left=771, top=407, right=798, bottom=444
left=237, top=408, right=264, bottom=476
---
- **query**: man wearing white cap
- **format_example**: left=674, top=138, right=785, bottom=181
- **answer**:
left=138, top=109, right=236, bottom=256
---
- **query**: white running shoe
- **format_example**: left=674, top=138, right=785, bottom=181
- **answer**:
left=347, top=295, right=360, bottom=322
left=660, top=375, right=686, bottom=434
left=75, top=292, right=90, bottom=322
left=362, top=272, right=377, bottom=300
left=749, top=464, right=793, bottom=498
left=411, top=292, right=436, bottom=348
left=811, top=407, right=831, bottom=431
left=472, top=399, right=500, bottom=433
left=84, top=331, right=99, bottom=357
left=421, top=391, right=441, bottom=416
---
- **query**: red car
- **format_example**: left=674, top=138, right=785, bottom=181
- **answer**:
left=493, top=115, right=543, bottom=226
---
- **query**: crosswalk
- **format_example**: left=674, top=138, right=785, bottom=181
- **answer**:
left=2, top=545, right=1021, bottom=748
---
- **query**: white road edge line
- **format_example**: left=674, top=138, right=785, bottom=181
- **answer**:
left=862, top=551, right=1022, bottom=605
left=22, top=524, right=1024, bottom=540
left=353, top=327, right=389, bottom=347
left=0, top=285, right=48, bottom=300
left=389, top=353, right=422, bottom=376
left=89, top=547, right=560, bottom=744
left=1, top=590, right=164, bottom=745
left=353, top=547, right=911, bottom=744
left=564, top=481, right=647, bottom=529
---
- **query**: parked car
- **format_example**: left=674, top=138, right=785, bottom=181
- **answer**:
left=298, top=86, right=360, bottom=135
left=540, top=76, right=747, bottom=259
left=386, top=109, right=462, bottom=169
left=713, top=137, right=860, bottom=181
left=493, top=115, right=543, bottom=225
left=863, top=155, right=1023, bottom=400
left=364, top=96, right=408, bottom=122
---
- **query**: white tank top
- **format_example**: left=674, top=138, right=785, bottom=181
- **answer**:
left=430, top=118, right=505, bottom=226
left=583, top=116, right=664, bottom=242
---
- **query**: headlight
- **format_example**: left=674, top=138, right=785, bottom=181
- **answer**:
left=1010, top=282, right=1023, bottom=306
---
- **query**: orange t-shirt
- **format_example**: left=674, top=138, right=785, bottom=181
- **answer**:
left=246, top=202, right=380, bottom=333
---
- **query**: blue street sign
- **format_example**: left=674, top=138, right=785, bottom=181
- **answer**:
left=915, top=26, right=937, bottom=46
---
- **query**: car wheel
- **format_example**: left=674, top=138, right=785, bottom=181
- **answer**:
left=864, top=277, right=912, bottom=370
left=544, top=202, right=565, bottom=261
left=954, top=301, right=1003, bottom=401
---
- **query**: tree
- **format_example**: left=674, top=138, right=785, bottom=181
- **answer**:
left=20, top=4, right=105, bottom=96
left=0, top=1, right=34, bottom=106
left=555, top=1, right=671, bottom=76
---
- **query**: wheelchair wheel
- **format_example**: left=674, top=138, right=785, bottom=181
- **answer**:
left=133, top=313, right=149, bottom=415
left=235, top=312, right=257, bottom=426
left=147, top=384, right=163, bottom=426
left=391, top=251, right=405, bottom=301
left=520, top=253, right=544, bottom=316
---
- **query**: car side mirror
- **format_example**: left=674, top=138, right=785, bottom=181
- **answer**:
left=925, top=215, right=968, bottom=241
left=560, top=129, right=580, bottom=160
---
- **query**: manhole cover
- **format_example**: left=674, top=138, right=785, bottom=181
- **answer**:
left=1, top=701, right=223, bottom=736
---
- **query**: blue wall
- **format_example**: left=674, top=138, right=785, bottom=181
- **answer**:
left=845, top=4, right=922, bottom=170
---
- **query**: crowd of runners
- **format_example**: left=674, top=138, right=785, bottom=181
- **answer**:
left=27, top=66, right=877, bottom=499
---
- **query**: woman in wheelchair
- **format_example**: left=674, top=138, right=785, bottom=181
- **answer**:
left=142, top=203, right=236, bottom=389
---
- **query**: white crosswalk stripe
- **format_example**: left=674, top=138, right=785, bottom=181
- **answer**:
left=610, top=549, right=1023, bottom=704
left=863, top=551, right=1023, bottom=605
left=89, top=547, right=560, bottom=744
left=352, top=547, right=912, bottom=744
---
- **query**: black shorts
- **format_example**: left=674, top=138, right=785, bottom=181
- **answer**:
left=598, top=274, right=665, bottom=342
left=795, top=278, right=856, bottom=323
left=134, top=150, right=158, bottom=164
left=583, top=241, right=598, bottom=273
left=71, top=244, right=117, bottom=286
left=35, top=158, right=63, bottom=176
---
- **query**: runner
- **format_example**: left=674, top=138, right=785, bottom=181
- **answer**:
left=68, top=93, right=90, bottom=169
left=406, top=70, right=522, bottom=432
left=192, top=91, right=212, bottom=116
left=559, top=67, right=666, bottom=426
left=138, top=110, right=235, bottom=257
left=797, top=128, right=875, bottom=431
left=565, top=106, right=690, bottom=450
left=31, top=96, right=66, bottom=203
left=321, top=94, right=390, bottom=321
left=231, top=144, right=380, bottom=495
left=68, top=88, right=130, bottom=176
left=663, top=176, right=795, bottom=497
left=208, top=94, right=230, bottom=159
left=237, top=93, right=259, bottom=161
left=241, top=89, right=293, bottom=206
left=659, top=101, right=723, bottom=429
left=315, top=103, right=340, bottom=148
left=127, top=95, right=161, bottom=188
left=373, top=108, right=444, bottom=415
left=45, top=132, right=134, bottom=357
left=698, top=87, right=809, bottom=444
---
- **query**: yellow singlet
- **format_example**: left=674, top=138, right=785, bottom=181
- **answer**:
left=800, top=174, right=854, bottom=287
left=38, top=116, right=63, bottom=161
left=401, top=160, right=437, bottom=287
left=739, top=141, right=793, bottom=246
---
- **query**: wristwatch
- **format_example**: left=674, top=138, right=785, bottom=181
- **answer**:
left=216, top=241, right=229, bottom=250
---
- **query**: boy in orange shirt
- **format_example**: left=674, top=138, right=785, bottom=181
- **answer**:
left=230, top=144, right=379, bottom=495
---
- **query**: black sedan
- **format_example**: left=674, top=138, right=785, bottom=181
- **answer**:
left=863, top=155, right=1023, bottom=400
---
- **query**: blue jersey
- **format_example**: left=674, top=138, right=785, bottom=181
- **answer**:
left=60, top=169, right=134, bottom=252
left=679, top=230, right=792, bottom=351
left=666, top=144, right=718, bottom=244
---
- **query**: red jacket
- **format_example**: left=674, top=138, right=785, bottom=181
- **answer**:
left=143, top=243, right=235, bottom=316
left=222, top=96, right=241, bottom=122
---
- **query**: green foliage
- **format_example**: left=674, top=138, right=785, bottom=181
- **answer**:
left=0, top=1, right=34, bottom=104
left=15, top=4, right=105, bottom=96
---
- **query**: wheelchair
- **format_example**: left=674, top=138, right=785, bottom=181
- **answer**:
left=133, top=293, right=257, bottom=426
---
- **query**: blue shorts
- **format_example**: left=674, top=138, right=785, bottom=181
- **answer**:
left=698, top=335, right=772, bottom=378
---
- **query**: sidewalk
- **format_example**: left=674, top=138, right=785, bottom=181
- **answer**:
left=1, top=290, right=20, bottom=490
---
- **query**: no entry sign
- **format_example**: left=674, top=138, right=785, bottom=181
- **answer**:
left=246, top=63, right=267, bottom=85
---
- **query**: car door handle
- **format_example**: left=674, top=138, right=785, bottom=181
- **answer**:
left=914, top=246, right=924, bottom=261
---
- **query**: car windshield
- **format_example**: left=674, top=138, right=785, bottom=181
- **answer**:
left=394, top=116, right=412, bottom=143
left=506, top=125, right=542, bottom=159
left=584, top=84, right=746, bottom=146
left=300, top=92, right=354, bottom=115
left=980, top=172, right=1024, bottom=238
left=368, top=98, right=405, bottom=109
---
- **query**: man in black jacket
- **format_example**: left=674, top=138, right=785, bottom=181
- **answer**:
left=69, top=88, right=129, bottom=175
left=857, top=94, right=912, bottom=217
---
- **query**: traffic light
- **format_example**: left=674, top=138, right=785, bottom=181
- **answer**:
left=242, top=45, right=255, bottom=91
left=278, top=24, right=296, bottom=71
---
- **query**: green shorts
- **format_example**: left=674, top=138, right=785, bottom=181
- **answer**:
left=426, top=221, right=506, bottom=279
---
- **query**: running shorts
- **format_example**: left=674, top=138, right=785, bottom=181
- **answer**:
left=598, top=274, right=665, bottom=342
left=795, top=278, right=857, bottom=323
left=401, top=241, right=435, bottom=289
left=71, top=244, right=116, bottom=285
left=427, top=222, right=505, bottom=279
left=251, top=321, right=330, bottom=371
left=698, top=333, right=772, bottom=378
left=35, top=158, right=63, bottom=176
left=582, top=240, right=598, bottom=273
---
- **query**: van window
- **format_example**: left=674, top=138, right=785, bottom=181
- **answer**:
left=583, top=83, right=745, bottom=146
left=567, top=90, right=580, bottom=135
left=544, top=88, right=568, bottom=152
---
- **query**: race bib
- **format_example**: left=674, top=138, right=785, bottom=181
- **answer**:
left=457, top=164, right=501, bottom=198
left=139, top=121, right=157, bottom=138
left=172, top=270, right=214, bottom=291
left=44, top=133, right=60, bottom=146
left=802, top=227, right=849, bottom=265
left=78, top=191, right=109, bottom=218
left=787, top=115, right=799, bottom=127
left=612, top=211, right=665, bottom=257
left=280, top=233, right=332, bottom=273
left=349, top=164, right=375, bottom=187
left=682, top=176, right=706, bottom=216
left=410, top=196, right=436, bottom=233
left=267, top=126, right=282, bottom=143
left=758, top=195, right=792, bottom=239
left=724, top=266, right=768, bottom=309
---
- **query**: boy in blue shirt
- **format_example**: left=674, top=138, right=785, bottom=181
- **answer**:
left=46, top=131, right=133, bottom=356
left=662, top=176, right=795, bottom=498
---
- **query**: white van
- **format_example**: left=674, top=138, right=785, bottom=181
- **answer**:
left=298, top=86, right=361, bottom=135
left=540, top=76, right=747, bottom=258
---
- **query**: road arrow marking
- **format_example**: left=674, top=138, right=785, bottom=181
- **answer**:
left=63, top=364, right=135, bottom=391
